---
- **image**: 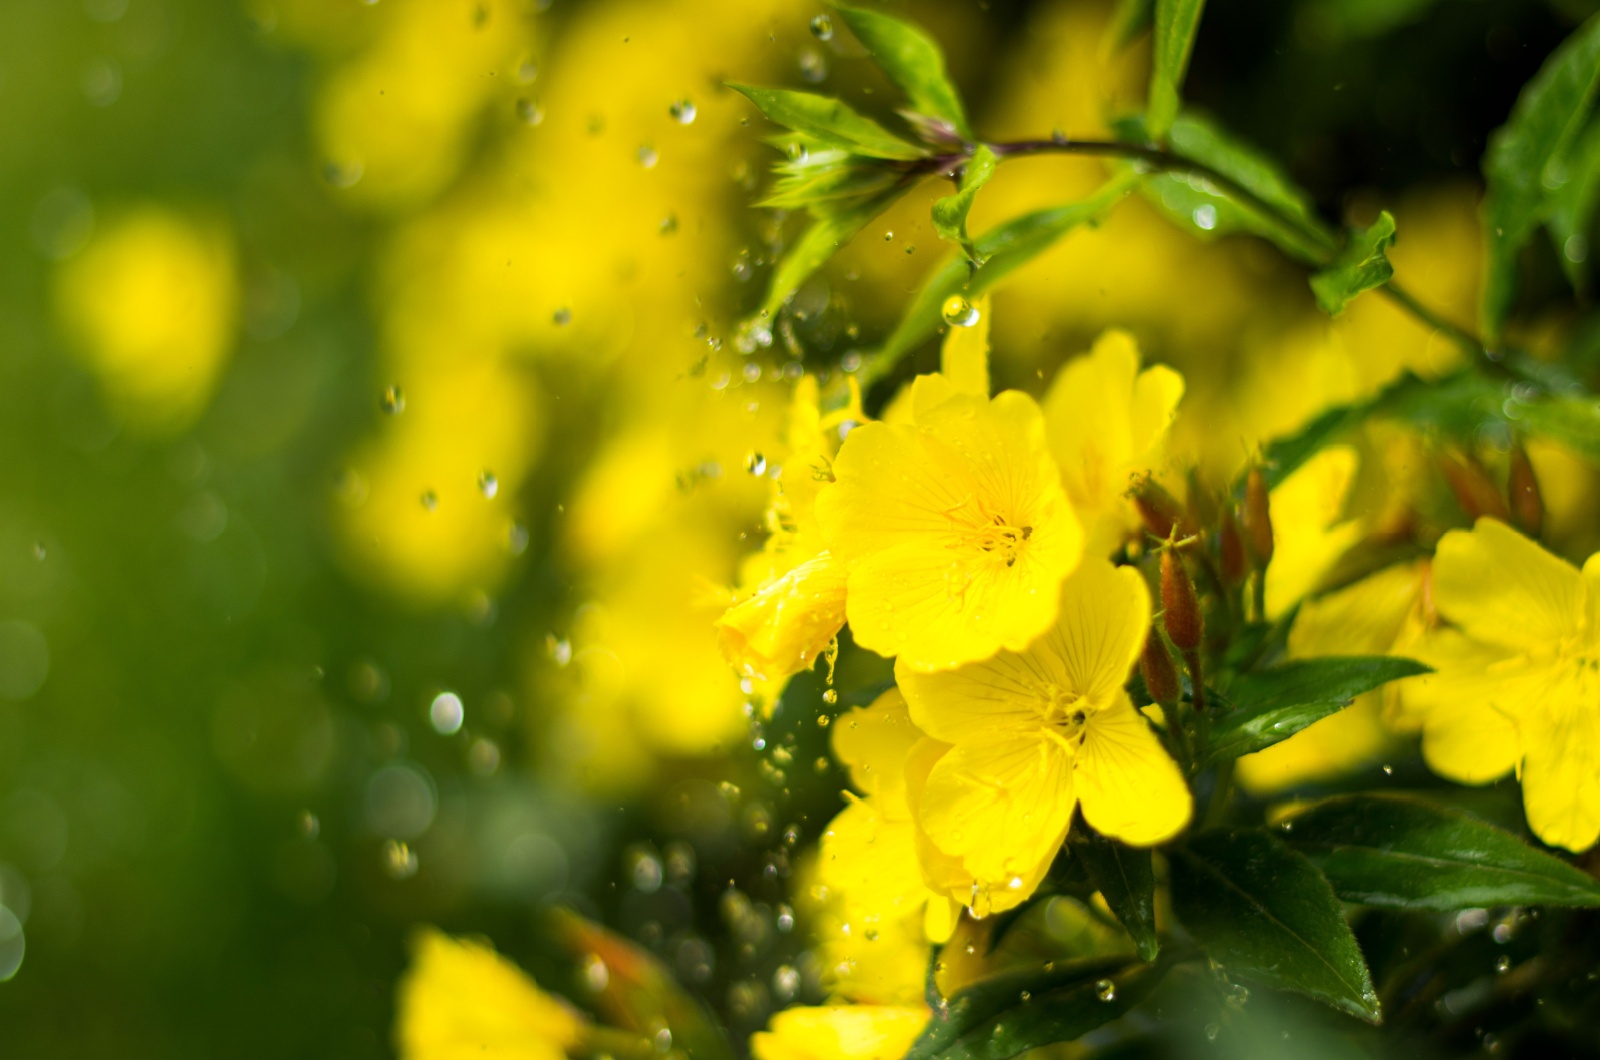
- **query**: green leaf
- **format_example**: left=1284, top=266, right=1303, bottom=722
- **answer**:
left=759, top=147, right=907, bottom=212
left=1070, top=830, right=1160, bottom=961
left=758, top=191, right=903, bottom=319
left=833, top=4, right=972, bottom=140
left=1116, top=113, right=1336, bottom=264
left=729, top=84, right=924, bottom=160
left=932, top=145, right=998, bottom=263
left=1548, top=121, right=1600, bottom=291
left=857, top=173, right=1139, bottom=387
left=1204, top=656, right=1430, bottom=765
left=1281, top=794, right=1600, bottom=910
left=1169, top=829, right=1380, bottom=1022
left=1311, top=211, right=1397, bottom=314
left=1104, top=0, right=1154, bottom=53
left=1511, top=392, right=1600, bottom=461
left=906, top=957, right=1169, bottom=1060
left=1480, top=13, right=1600, bottom=342
left=1302, top=0, right=1445, bottom=39
left=1148, top=0, right=1208, bottom=142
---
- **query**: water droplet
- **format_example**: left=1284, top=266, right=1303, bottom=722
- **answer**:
left=420, top=490, right=438, bottom=511
left=429, top=691, right=465, bottom=735
left=809, top=13, right=833, bottom=39
left=669, top=98, right=696, bottom=124
left=507, top=522, right=530, bottom=555
left=776, top=903, right=795, bottom=932
left=1382, top=764, right=1394, bottom=776
left=516, top=98, right=544, bottom=125
left=298, top=809, right=320, bottom=839
left=1495, top=955, right=1512, bottom=974
left=798, top=47, right=828, bottom=82
left=1095, top=979, right=1116, bottom=1001
left=474, top=470, right=499, bottom=499
left=382, top=838, right=419, bottom=879
left=822, top=689, right=838, bottom=705
left=816, top=714, right=831, bottom=727
left=1204, top=1022, right=1220, bottom=1042
left=553, top=307, right=572, bottom=326
left=545, top=634, right=572, bottom=666
left=942, top=295, right=979, bottom=327
left=1192, top=204, right=1218, bottom=230
left=516, top=59, right=538, bottom=83
left=659, top=213, right=678, bottom=235
left=1019, top=990, right=1031, bottom=1002
left=746, top=452, right=768, bottom=475
left=582, top=952, right=610, bottom=991
left=379, top=385, right=405, bottom=414
left=653, top=1027, right=673, bottom=1053
left=637, top=144, right=659, bottom=168
left=883, top=230, right=893, bottom=241
left=30, top=542, right=46, bottom=561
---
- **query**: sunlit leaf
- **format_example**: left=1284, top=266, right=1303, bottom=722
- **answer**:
left=1480, top=13, right=1600, bottom=342
left=931, top=145, right=998, bottom=263
left=758, top=192, right=904, bottom=318
left=1070, top=829, right=1160, bottom=962
left=834, top=4, right=972, bottom=140
left=1169, top=829, right=1380, bottom=1022
left=1204, top=656, right=1430, bottom=765
left=1281, top=795, right=1600, bottom=910
left=1311, top=211, right=1397, bottom=314
left=1147, top=0, right=1208, bottom=142
left=729, top=84, right=925, bottom=160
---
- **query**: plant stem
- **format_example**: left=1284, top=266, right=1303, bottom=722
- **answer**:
left=1204, top=759, right=1236, bottom=829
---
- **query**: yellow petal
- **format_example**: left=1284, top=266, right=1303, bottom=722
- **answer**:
left=1407, top=630, right=1530, bottom=784
left=1432, top=518, right=1585, bottom=652
left=820, top=799, right=929, bottom=922
left=1265, top=445, right=1364, bottom=617
left=751, top=1006, right=928, bottom=1060
left=1520, top=668, right=1600, bottom=852
left=940, top=293, right=991, bottom=398
left=717, top=552, right=847, bottom=684
left=396, top=927, right=583, bottom=1060
left=1075, top=693, right=1191, bottom=845
left=832, top=687, right=921, bottom=810
left=917, top=732, right=1075, bottom=889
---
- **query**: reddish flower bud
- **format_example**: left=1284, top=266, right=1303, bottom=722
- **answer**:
left=1140, top=631, right=1181, bottom=706
left=1219, top=509, right=1248, bottom=587
left=1242, top=466, right=1275, bottom=568
left=1130, top=475, right=1190, bottom=542
left=1508, top=444, right=1544, bottom=538
left=1160, top=548, right=1203, bottom=652
left=1438, top=450, right=1510, bottom=524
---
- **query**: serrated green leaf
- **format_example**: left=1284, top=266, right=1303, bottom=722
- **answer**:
left=759, top=192, right=903, bottom=318
left=833, top=4, right=972, bottom=140
left=932, top=145, right=998, bottom=263
left=729, top=84, right=924, bottom=160
left=1169, top=829, right=1380, bottom=1022
left=906, top=957, right=1168, bottom=1060
left=1281, top=794, right=1600, bottom=910
left=1117, top=113, right=1336, bottom=264
left=1148, top=0, right=1207, bottom=142
left=857, top=173, right=1139, bottom=387
left=1070, top=830, right=1160, bottom=962
left=1480, top=13, right=1600, bottom=342
left=1311, top=211, right=1397, bottom=314
left=1204, top=656, right=1430, bottom=765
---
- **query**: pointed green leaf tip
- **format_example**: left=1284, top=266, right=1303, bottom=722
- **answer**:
left=1311, top=211, right=1397, bottom=314
left=832, top=4, right=972, bottom=141
left=931, top=145, right=997, bottom=263
left=1281, top=794, right=1600, bottom=911
left=1170, top=829, right=1381, bottom=1023
left=1147, top=0, right=1207, bottom=142
left=728, top=84, right=924, bottom=160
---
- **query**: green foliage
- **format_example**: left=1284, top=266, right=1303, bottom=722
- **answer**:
left=908, top=957, right=1170, bottom=1060
left=1480, top=12, right=1600, bottom=342
left=1104, top=0, right=1154, bottom=53
left=759, top=193, right=903, bottom=319
left=1147, top=0, right=1208, bottom=142
left=1547, top=121, right=1600, bottom=291
left=931, top=145, right=998, bottom=263
left=1070, top=830, right=1160, bottom=962
left=1203, top=657, right=1431, bottom=765
left=1169, top=829, right=1381, bottom=1023
left=1283, top=795, right=1600, bottom=910
left=1311, top=211, right=1397, bottom=314
left=728, top=85, right=925, bottom=160
left=833, top=4, right=973, bottom=141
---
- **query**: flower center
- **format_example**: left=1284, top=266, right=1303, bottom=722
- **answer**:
left=1037, top=686, right=1092, bottom=750
left=968, top=515, right=1033, bottom=567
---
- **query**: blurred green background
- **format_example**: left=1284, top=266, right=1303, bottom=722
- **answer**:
left=0, top=0, right=1595, bottom=1056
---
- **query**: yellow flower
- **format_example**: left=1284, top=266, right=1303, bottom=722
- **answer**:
left=1043, top=330, right=1185, bottom=556
left=751, top=1005, right=928, bottom=1060
left=1264, top=445, right=1365, bottom=618
left=53, top=206, right=237, bottom=434
left=896, top=559, right=1191, bottom=906
left=817, top=376, right=1082, bottom=671
left=396, top=927, right=584, bottom=1060
left=1405, top=519, right=1600, bottom=852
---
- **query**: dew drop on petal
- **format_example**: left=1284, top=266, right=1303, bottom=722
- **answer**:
left=669, top=98, right=696, bottom=124
left=809, top=13, right=833, bottom=39
left=942, top=295, right=979, bottom=327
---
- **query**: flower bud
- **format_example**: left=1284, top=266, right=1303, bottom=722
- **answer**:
left=1218, top=509, right=1247, bottom=588
left=1242, top=466, right=1274, bottom=568
left=1507, top=444, right=1544, bottom=537
left=1438, top=450, right=1509, bottom=523
left=1160, top=548, right=1203, bottom=652
left=1130, top=475, right=1190, bottom=542
left=1140, top=631, right=1181, bottom=706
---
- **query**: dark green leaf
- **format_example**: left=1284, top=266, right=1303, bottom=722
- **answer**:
left=1547, top=121, right=1600, bottom=291
left=1518, top=392, right=1600, bottom=461
left=758, top=192, right=903, bottom=319
left=1281, top=794, right=1600, bottom=910
left=1311, top=211, right=1397, bottom=314
left=1205, top=656, right=1429, bottom=765
left=1071, top=830, right=1160, bottom=961
left=1117, top=113, right=1336, bottom=264
left=1302, top=0, right=1445, bottom=39
left=833, top=4, right=972, bottom=140
left=1148, top=0, right=1207, bottom=142
left=1169, top=829, right=1380, bottom=1022
left=857, top=173, right=1138, bottom=387
left=931, top=145, right=998, bottom=263
left=729, top=84, right=924, bottom=160
left=1480, top=13, right=1600, bottom=342
left=906, top=957, right=1168, bottom=1060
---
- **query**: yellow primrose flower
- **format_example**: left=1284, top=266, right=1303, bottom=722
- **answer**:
left=395, top=927, right=584, bottom=1060
left=750, top=1005, right=928, bottom=1060
left=817, top=375, right=1083, bottom=672
left=1043, top=330, right=1186, bottom=556
left=1405, top=519, right=1600, bottom=852
left=896, top=559, right=1191, bottom=903
left=1264, top=445, right=1365, bottom=618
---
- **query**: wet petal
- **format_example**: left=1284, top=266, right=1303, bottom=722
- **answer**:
left=1075, top=694, right=1191, bottom=846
